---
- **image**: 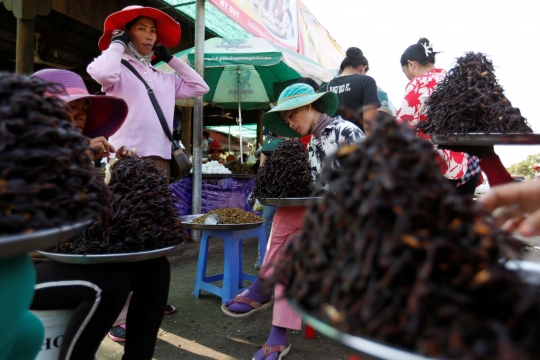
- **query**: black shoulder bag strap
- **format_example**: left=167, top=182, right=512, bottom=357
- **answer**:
left=120, top=59, right=181, bottom=150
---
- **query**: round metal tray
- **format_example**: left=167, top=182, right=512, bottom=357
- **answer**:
left=289, top=300, right=432, bottom=360
left=180, top=214, right=263, bottom=230
left=37, top=245, right=181, bottom=265
left=0, top=220, right=91, bottom=259
left=258, top=197, right=322, bottom=207
left=430, top=133, right=540, bottom=146
left=289, top=260, right=540, bottom=360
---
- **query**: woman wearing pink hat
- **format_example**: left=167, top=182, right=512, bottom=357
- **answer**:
left=87, top=5, right=209, bottom=177
left=31, top=69, right=132, bottom=161
left=29, top=69, right=172, bottom=360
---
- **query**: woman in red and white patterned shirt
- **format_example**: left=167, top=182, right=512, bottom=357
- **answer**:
left=396, top=38, right=480, bottom=196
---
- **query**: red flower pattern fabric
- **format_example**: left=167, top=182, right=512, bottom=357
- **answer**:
left=396, top=69, right=468, bottom=180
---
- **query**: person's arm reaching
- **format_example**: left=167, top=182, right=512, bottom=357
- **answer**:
left=481, top=181, right=540, bottom=236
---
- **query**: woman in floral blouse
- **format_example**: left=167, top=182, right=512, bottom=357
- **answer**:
left=396, top=38, right=480, bottom=195
left=221, top=83, right=364, bottom=360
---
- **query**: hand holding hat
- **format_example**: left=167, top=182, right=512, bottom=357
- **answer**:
left=111, top=30, right=130, bottom=48
left=153, top=44, right=173, bottom=63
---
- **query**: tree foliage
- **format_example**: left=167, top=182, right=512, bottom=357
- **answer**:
left=506, top=153, right=540, bottom=179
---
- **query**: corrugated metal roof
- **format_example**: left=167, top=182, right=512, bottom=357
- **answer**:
left=161, top=0, right=251, bottom=39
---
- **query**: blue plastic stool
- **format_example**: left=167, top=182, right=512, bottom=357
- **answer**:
left=193, top=225, right=267, bottom=305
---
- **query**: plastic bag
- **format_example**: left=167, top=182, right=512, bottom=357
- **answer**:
left=245, top=154, right=257, bottom=166
left=204, top=213, right=221, bottom=225
left=169, top=177, right=261, bottom=217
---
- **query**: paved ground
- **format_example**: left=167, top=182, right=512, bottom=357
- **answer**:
left=97, top=238, right=350, bottom=360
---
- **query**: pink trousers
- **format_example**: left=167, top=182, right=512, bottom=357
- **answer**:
left=259, top=206, right=306, bottom=330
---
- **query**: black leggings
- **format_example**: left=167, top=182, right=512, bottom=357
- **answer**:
left=32, top=257, right=170, bottom=360
left=448, top=172, right=481, bottom=198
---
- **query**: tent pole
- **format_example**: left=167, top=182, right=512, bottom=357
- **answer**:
left=238, top=66, right=243, bottom=164
left=228, top=126, right=231, bottom=154
left=192, top=0, right=205, bottom=241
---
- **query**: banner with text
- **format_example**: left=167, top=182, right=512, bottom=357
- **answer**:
left=208, top=0, right=299, bottom=51
left=297, top=1, right=344, bottom=70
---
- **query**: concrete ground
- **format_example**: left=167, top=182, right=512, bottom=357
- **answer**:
left=97, top=238, right=350, bottom=360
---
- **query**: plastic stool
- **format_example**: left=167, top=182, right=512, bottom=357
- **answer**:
left=193, top=226, right=267, bottom=305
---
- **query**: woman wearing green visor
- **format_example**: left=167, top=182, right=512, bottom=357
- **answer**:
left=221, top=83, right=364, bottom=360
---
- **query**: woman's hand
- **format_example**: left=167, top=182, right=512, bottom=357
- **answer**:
left=480, top=180, right=540, bottom=236
left=111, top=29, right=130, bottom=48
left=153, top=44, right=173, bottom=63
left=115, top=146, right=135, bottom=159
left=89, top=136, right=116, bottom=160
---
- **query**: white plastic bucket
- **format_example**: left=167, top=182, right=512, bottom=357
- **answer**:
left=31, top=309, right=75, bottom=360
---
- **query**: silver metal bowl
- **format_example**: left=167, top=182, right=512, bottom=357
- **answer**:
left=430, top=133, right=540, bottom=146
left=257, top=197, right=322, bottom=207
left=37, top=245, right=181, bottom=265
left=0, top=220, right=91, bottom=259
left=180, top=214, right=263, bottom=230
left=289, top=260, right=540, bottom=360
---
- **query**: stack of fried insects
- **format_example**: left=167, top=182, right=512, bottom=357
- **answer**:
left=420, top=52, right=532, bottom=136
left=53, top=157, right=189, bottom=254
left=274, top=117, right=540, bottom=359
left=252, top=138, right=312, bottom=199
left=0, top=75, right=110, bottom=235
left=225, top=161, right=254, bottom=175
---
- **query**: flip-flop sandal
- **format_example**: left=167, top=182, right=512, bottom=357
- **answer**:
left=221, top=295, right=274, bottom=318
left=261, top=342, right=291, bottom=360
left=108, top=324, right=126, bottom=343
left=164, top=304, right=176, bottom=315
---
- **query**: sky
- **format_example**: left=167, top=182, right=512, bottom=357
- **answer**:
left=300, top=0, right=540, bottom=167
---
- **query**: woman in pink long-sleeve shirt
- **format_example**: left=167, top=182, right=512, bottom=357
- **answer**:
left=87, top=5, right=209, bottom=177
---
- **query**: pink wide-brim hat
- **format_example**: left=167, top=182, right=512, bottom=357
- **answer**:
left=31, top=69, right=128, bottom=139
left=98, top=5, right=181, bottom=52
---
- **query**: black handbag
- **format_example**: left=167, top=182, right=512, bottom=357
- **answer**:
left=121, top=60, right=192, bottom=182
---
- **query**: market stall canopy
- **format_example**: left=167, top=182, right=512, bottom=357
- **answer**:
left=156, top=37, right=335, bottom=110
left=204, top=128, right=250, bottom=152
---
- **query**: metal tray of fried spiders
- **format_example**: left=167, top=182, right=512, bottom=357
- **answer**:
left=0, top=220, right=92, bottom=259
left=430, top=133, right=540, bottom=146
left=257, top=197, right=322, bottom=207
left=179, top=214, right=263, bottom=230
left=288, top=300, right=433, bottom=360
left=289, top=260, right=540, bottom=360
left=37, top=245, right=181, bottom=265
left=189, top=174, right=256, bottom=179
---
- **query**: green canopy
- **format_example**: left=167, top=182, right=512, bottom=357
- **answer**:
left=156, top=37, right=334, bottom=158
left=156, top=37, right=334, bottom=110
